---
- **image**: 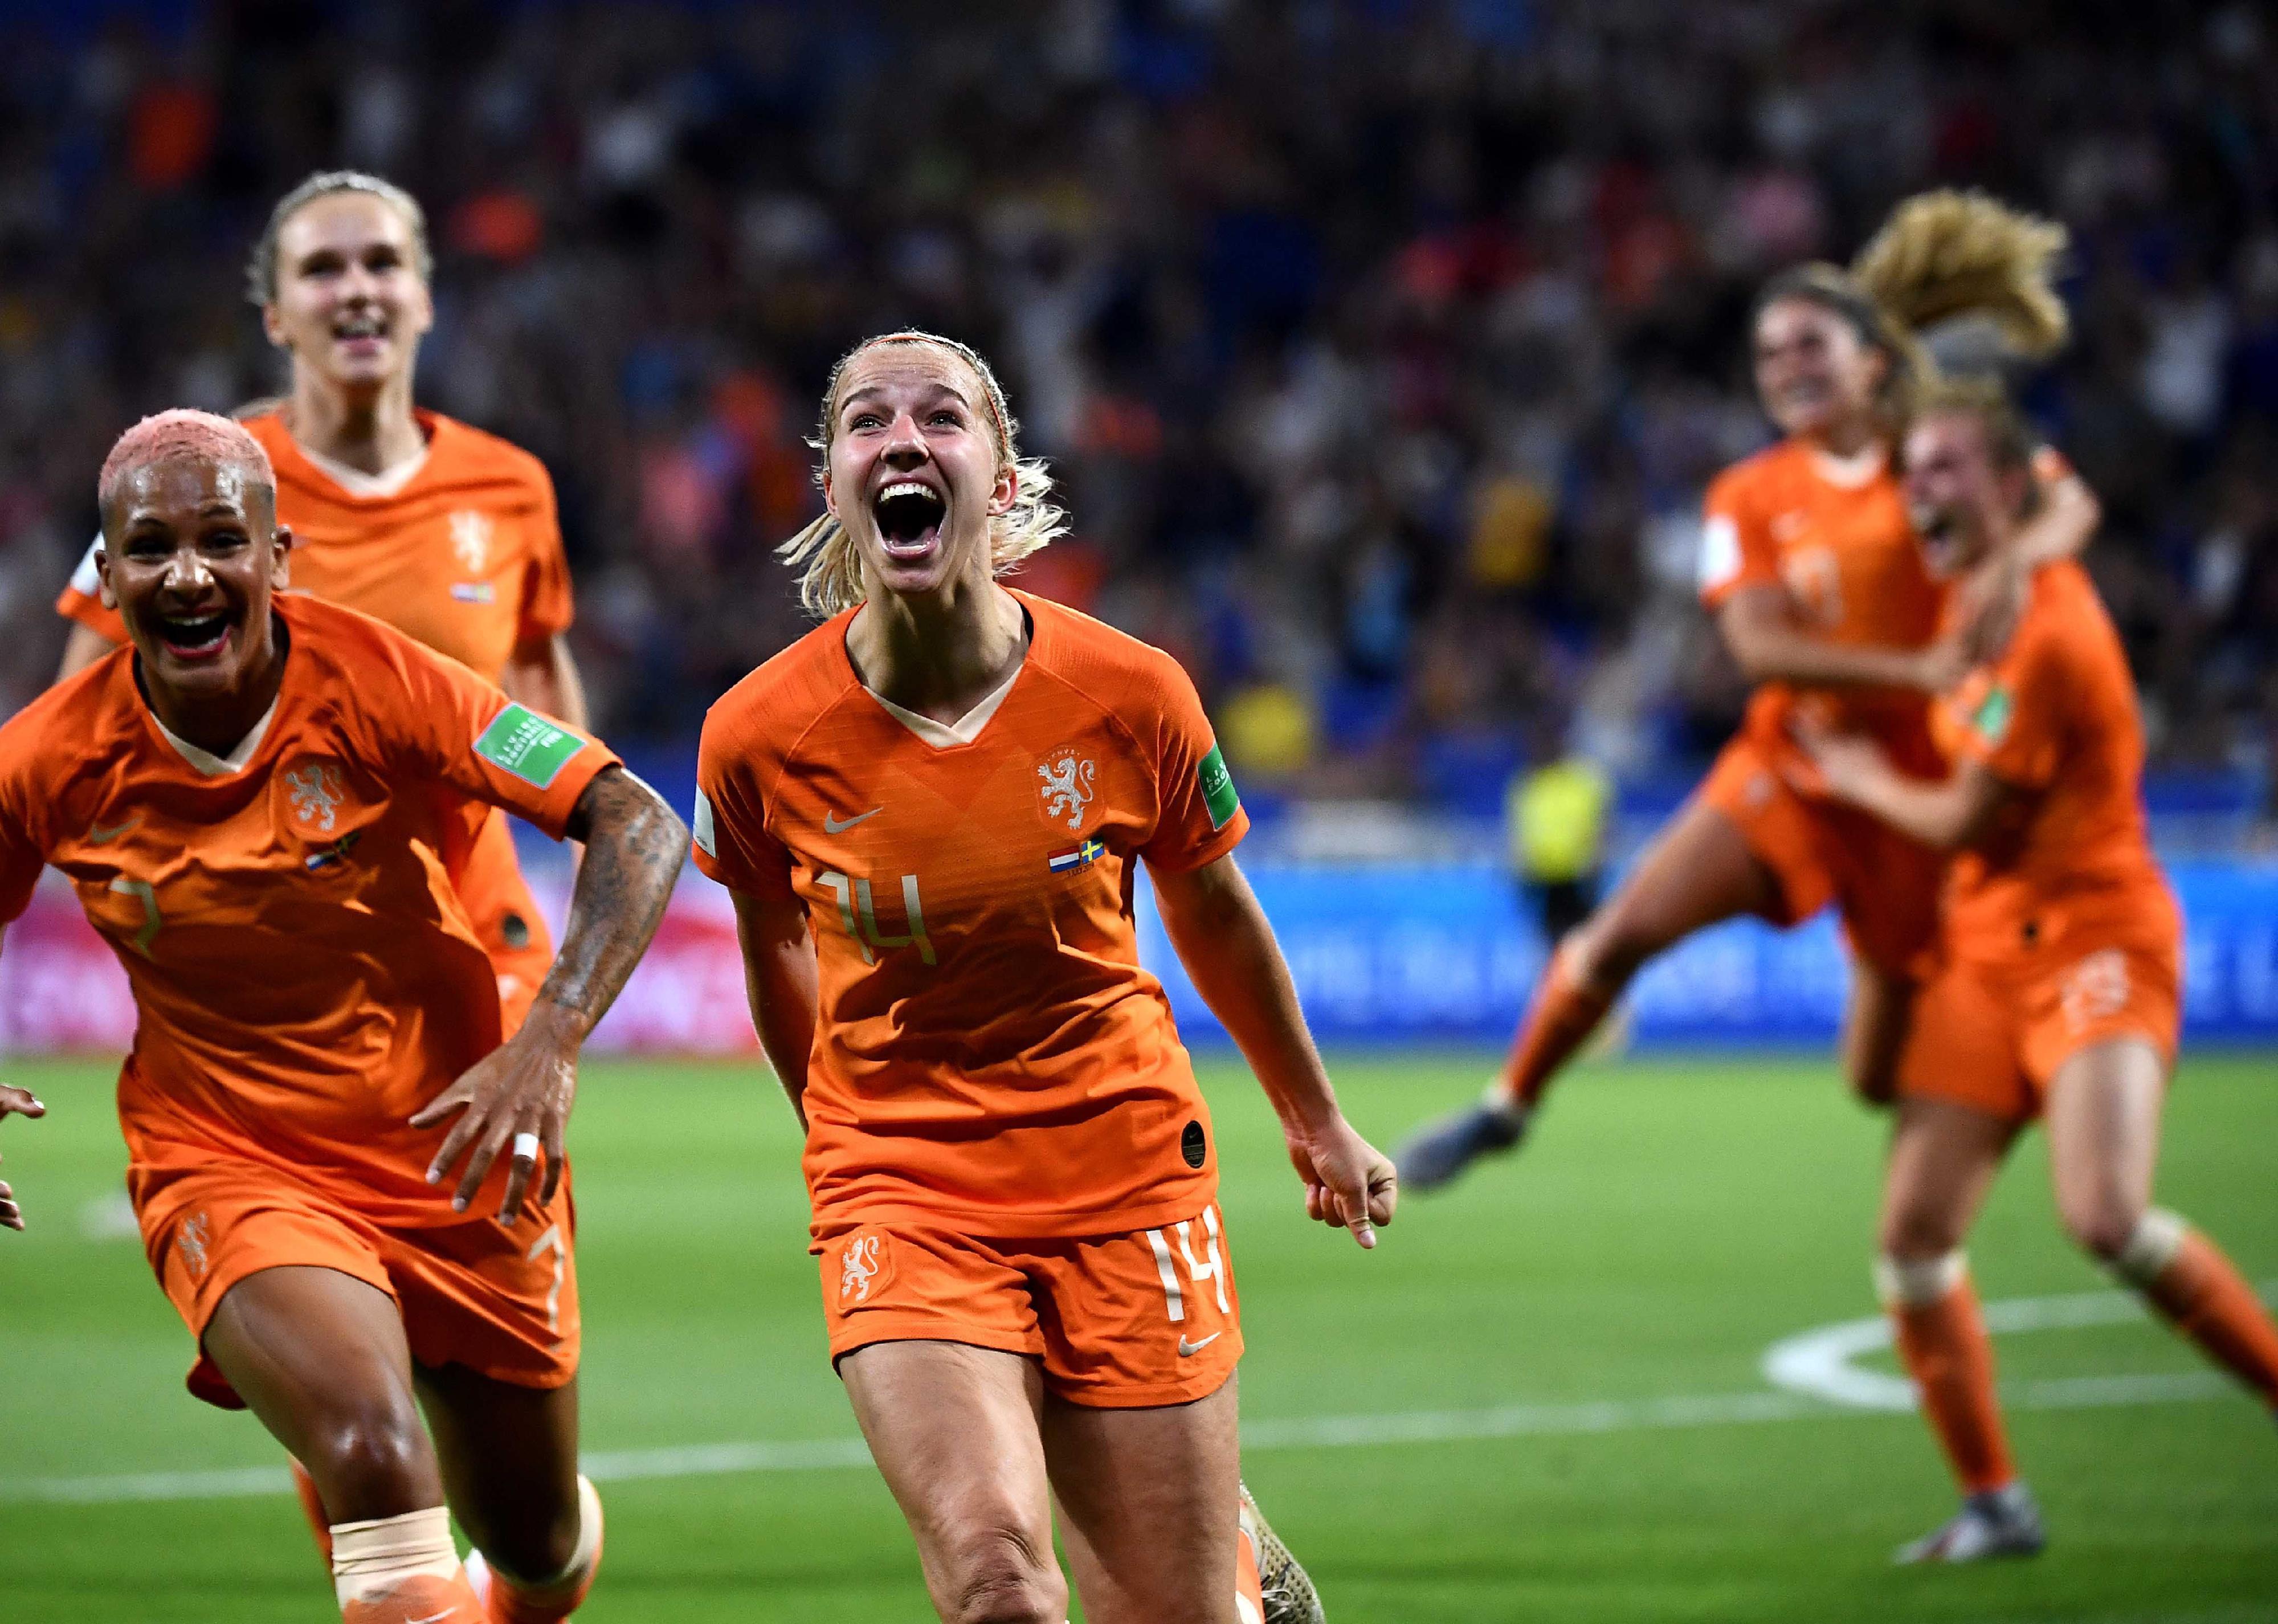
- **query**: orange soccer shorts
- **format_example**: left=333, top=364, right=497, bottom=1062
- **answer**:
left=460, top=808, right=557, bottom=1034
left=818, top=1205, right=1243, bottom=1408
left=136, top=1157, right=579, bottom=1409
left=1897, top=931, right=2182, bottom=1123
left=1699, top=733, right=1944, bottom=974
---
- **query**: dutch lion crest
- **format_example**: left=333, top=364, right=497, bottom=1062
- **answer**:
left=839, top=1234, right=883, bottom=1304
left=1035, top=750, right=1097, bottom=833
left=449, top=509, right=494, bottom=575
left=284, top=762, right=345, bottom=835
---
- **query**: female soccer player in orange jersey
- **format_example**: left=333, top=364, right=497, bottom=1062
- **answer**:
left=1795, top=382, right=2278, bottom=1562
left=54, top=170, right=587, bottom=1033
left=695, top=332, right=1393, bottom=1624
left=1399, top=193, right=2103, bottom=1190
left=0, top=411, right=688, bottom=1623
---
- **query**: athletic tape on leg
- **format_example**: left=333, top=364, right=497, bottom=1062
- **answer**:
left=1874, top=1251, right=1967, bottom=1308
left=330, top=1505, right=460, bottom=1606
left=2112, top=1209, right=2189, bottom=1288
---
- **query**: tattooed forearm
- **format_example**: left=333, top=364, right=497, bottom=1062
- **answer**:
left=539, top=766, right=691, bottom=1029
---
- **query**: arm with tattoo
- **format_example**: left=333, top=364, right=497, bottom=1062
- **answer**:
left=413, top=765, right=691, bottom=1216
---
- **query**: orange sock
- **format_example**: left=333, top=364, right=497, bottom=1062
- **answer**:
left=1880, top=1255, right=2016, bottom=1496
left=339, top=1571, right=484, bottom=1624
left=1497, top=953, right=1614, bottom=1107
left=1235, top=1520, right=1265, bottom=1624
left=291, top=1458, right=336, bottom=1565
left=469, top=1476, right=605, bottom=1624
left=2121, top=1216, right=2278, bottom=1407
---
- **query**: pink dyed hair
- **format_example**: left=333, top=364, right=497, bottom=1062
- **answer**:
left=97, top=409, right=276, bottom=520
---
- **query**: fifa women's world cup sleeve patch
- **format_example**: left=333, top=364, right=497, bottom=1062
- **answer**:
left=1198, top=743, right=1240, bottom=830
left=473, top=703, right=586, bottom=789
left=462, top=699, right=617, bottom=835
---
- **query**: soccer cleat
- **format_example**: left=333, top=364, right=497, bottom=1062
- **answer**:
left=1894, top=1483, right=2047, bottom=1564
left=1239, top=1482, right=1325, bottom=1624
left=1393, top=1095, right=1529, bottom=1194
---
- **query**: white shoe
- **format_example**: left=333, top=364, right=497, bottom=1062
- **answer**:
left=1895, top=1483, right=2047, bottom=1564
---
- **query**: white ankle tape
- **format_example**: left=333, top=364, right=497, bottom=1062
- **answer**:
left=1874, top=1251, right=1966, bottom=1308
left=330, top=1505, right=459, bottom=1606
left=2113, top=1208, right=2189, bottom=1287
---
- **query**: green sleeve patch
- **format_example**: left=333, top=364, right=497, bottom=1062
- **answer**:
left=473, top=703, right=586, bottom=789
left=1970, top=684, right=2014, bottom=747
left=1198, top=742, right=1240, bottom=830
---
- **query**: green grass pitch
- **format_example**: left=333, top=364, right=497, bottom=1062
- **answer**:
left=5, top=1050, right=2273, bottom=1621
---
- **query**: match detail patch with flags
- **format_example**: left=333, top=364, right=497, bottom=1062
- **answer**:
left=1198, top=744, right=1240, bottom=830
left=1049, top=837, right=1106, bottom=875
left=474, top=703, right=585, bottom=789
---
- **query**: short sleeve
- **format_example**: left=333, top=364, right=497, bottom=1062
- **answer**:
left=692, top=707, right=796, bottom=900
left=516, top=466, right=575, bottom=645
left=0, top=761, right=48, bottom=928
left=1137, top=655, right=1249, bottom=874
left=56, top=533, right=127, bottom=644
left=1697, top=472, right=1778, bottom=610
left=380, top=635, right=619, bottom=838
left=1947, top=622, right=2065, bottom=793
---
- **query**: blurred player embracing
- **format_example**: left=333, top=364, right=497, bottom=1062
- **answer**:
left=694, top=330, right=1390, bottom=1623
left=1399, top=191, right=2100, bottom=1188
left=0, top=411, right=686, bottom=1622
left=1795, top=380, right=2278, bottom=1561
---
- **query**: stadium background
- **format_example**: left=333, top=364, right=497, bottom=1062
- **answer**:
left=2, top=2, right=2275, bottom=1621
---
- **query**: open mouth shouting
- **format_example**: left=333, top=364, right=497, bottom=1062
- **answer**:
left=152, top=607, right=236, bottom=661
left=873, top=480, right=947, bottom=562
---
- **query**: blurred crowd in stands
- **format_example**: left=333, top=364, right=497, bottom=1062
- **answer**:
left=3, top=0, right=2277, bottom=811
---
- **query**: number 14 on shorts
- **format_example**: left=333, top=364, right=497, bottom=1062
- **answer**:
left=1145, top=1206, right=1231, bottom=1339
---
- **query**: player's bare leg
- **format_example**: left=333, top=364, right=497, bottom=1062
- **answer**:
left=203, top=1266, right=484, bottom=1622
left=1398, top=799, right=1781, bottom=1191
left=1876, top=1100, right=2042, bottom=1564
left=1840, top=959, right=1917, bottom=1108
left=2046, top=1039, right=2278, bottom=1410
left=1043, top=1377, right=1254, bottom=1624
left=419, top=1363, right=599, bottom=1623
left=840, top=1340, right=1068, bottom=1624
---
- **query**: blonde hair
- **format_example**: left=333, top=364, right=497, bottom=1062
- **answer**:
left=1851, top=190, right=2069, bottom=361
left=778, top=331, right=1068, bottom=617
left=1754, top=190, right=2071, bottom=431
left=247, top=170, right=432, bottom=306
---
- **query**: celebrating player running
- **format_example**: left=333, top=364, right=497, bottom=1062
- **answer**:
left=1793, top=381, right=2278, bottom=1562
left=695, top=330, right=1388, bottom=1624
left=55, top=170, right=587, bottom=1033
left=1399, top=192, right=2101, bottom=1189
left=0, top=411, right=687, bottom=1624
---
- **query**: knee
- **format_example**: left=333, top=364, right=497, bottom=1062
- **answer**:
left=942, top=1524, right=1063, bottom=1624
left=1879, top=1205, right=1966, bottom=1263
left=2059, top=1188, right=2149, bottom=1265
left=467, top=1490, right=582, bottom=1585
left=303, top=1393, right=433, bottom=1514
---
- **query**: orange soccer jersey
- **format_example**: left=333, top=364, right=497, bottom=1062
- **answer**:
left=56, top=410, right=577, bottom=1021
left=1901, top=560, right=2181, bottom=1119
left=693, top=590, right=1249, bottom=1239
left=0, top=593, right=617, bottom=1223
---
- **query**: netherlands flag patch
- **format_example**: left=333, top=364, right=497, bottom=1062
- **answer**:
left=1048, top=838, right=1105, bottom=875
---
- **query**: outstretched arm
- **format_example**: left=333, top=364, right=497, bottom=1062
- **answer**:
left=414, top=766, right=690, bottom=1216
left=731, top=888, right=818, bottom=1131
left=1149, top=852, right=1396, bottom=1247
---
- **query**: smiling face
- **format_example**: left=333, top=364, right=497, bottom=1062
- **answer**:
left=261, top=191, right=434, bottom=394
left=99, top=459, right=291, bottom=699
left=820, top=343, right=1017, bottom=603
left=1902, top=409, right=2014, bottom=577
left=1753, top=296, right=1885, bottom=443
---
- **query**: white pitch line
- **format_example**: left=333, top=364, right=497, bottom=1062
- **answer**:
left=18, top=1368, right=2246, bottom=1505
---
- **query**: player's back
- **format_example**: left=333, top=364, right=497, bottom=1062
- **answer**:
left=696, top=590, right=1247, bottom=1236
left=1935, top=560, right=2169, bottom=957
left=1699, top=437, right=1944, bottom=764
left=0, top=595, right=611, bottom=1219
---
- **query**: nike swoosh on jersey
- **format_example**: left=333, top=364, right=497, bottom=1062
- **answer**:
left=1177, top=1332, right=1222, bottom=1357
left=823, top=807, right=883, bottom=833
left=88, top=817, right=141, bottom=844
